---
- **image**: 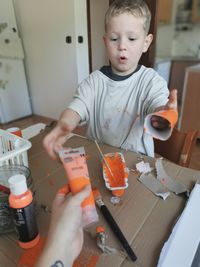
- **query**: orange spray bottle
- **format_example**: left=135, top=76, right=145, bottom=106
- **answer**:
left=8, top=174, right=40, bottom=249
left=59, top=147, right=98, bottom=227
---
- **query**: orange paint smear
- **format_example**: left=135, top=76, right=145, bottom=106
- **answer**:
left=103, top=153, right=127, bottom=188
left=57, top=184, right=70, bottom=195
left=73, top=249, right=99, bottom=267
left=18, top=237, right=46, bottom=267
left=48, top=179, right=55, bottom=186
left=85, top=154, right=91, bottom=160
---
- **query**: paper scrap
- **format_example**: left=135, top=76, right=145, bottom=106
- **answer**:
left=157, top=183, right=200, bottom=267
left=22, top=123, right=46, bottom=139
left=136, top=161, right=153, bottom=174
left=155, top=159, right=188, bottom=195
left=139, top=173, right=170, bottom=200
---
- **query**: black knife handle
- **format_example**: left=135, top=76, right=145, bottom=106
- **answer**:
left=100, top=205, right=137, bottom=261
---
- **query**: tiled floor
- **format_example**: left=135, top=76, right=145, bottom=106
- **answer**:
left=1, top=115, right=200, bottom=170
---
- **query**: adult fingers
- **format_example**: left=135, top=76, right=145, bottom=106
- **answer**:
left=52, top=192, right=66, bottom=208
left=71, top=185, right=91, bottom=206
left=57, top=184, right=70, bottom=195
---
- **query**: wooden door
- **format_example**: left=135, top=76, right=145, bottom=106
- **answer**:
left=139, top=0, right=157, bottom=67
left=192, top=0, right=200, bottom=22
left=157, top=0, right=173, bottom=23
left=179, top=66, right=200, bottom=137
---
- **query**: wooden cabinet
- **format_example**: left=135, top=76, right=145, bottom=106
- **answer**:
left=178, top=65, right=200, bottom=137
left=169, top=59, right=200, bottom=105
left=157, top=0, right=173, bottom=23
left=192, top=0, right=200, bottom=22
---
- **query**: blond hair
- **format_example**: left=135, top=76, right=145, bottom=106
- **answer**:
left=105, top=0, right=151, bottom=34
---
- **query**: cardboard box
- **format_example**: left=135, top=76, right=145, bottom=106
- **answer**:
left=1, top=130, right=200, bottom=267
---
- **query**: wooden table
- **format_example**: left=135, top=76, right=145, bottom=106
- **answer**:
left=1, top=129, right=200, bottom=267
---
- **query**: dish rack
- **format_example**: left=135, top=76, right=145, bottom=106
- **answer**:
left=0, top=129, right=32, bottom=167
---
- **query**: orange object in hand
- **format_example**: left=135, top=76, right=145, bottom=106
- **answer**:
left=152, top=109, right=178, bottom=129
left=59, top=147, right=98, bottom=227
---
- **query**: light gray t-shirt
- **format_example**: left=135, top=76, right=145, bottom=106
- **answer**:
left=68, top=65, right=169, bottom=157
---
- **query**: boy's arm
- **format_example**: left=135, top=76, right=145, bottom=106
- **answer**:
left=151, top=89, right=177, bottom=130
left=43, top=108, right=81, bottom=160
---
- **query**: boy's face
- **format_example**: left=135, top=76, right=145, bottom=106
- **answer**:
left=104, top=13, right=153, bottom=76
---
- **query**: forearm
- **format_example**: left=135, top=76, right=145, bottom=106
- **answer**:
left=36, top=239, right=73, bottom=267
left=58, top=108, right=81, bottom=133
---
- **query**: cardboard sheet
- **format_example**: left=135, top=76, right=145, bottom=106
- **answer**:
left=139, top=173, right=170, bottom=200
left=1, top=132, right=200, bottom=267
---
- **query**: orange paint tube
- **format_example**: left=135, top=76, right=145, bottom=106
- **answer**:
left=59, top=147, right=98, bottom=227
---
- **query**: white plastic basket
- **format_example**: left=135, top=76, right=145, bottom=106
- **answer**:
left=0, top=129, right=32, bottom=167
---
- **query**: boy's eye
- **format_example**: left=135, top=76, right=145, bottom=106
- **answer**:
left=110, top=38, right=118, bottom=41
left=129, top=37, right=136, bottom=41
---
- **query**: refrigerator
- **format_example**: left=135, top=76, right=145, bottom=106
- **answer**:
left=0, top=0, right=32, bottom=123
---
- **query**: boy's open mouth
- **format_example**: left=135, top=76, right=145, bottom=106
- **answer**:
left=119, top=56, right=127, bottom=63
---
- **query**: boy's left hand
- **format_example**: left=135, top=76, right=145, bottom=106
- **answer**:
left=151, top=89, right=177, bottom=131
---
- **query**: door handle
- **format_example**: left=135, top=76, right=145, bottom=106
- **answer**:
left=66, top=36, right=72, bottom=43
left=78, top=36, right=83, bottom=43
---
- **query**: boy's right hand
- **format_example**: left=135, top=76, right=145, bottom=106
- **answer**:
left=43, top=109, right=81, bottom=160
left=43, top=122, right=70, bottom=160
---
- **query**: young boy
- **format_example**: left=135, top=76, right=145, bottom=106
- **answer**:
left=43, top=0, right=177, bottom=159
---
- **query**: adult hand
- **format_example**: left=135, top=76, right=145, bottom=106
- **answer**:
left=151, top=89, right=177, bottom=130
left=36, top=185, right=91, bottom=267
